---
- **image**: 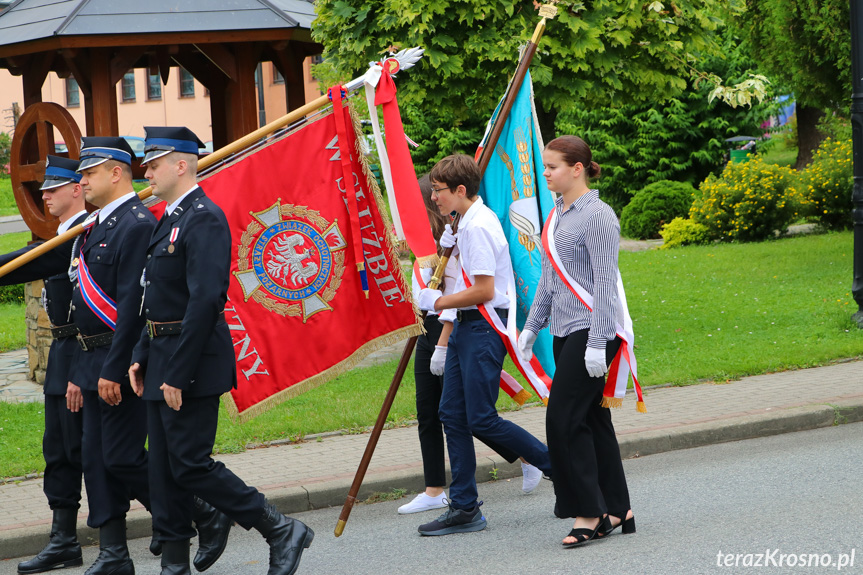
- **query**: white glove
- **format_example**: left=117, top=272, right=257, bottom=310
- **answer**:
left=585, top=346, right=608, bottom=378
left=417, top=288, right=443, bottom=312
left=517, top=330, right=537, bottom=362
left=430, top=345, right=447, bottom=376
left=439, top=224, right=457, bottom=249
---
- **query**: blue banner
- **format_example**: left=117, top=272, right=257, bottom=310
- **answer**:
left=478, top=70, right=556, bottom=380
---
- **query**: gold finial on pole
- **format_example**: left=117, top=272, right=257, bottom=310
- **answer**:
left=531, top=2, right=559, bottom=45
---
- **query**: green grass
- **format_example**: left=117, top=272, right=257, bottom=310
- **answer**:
left=0, top=231, right=861, bottom=478
left=621, top=231, right=860, bottom=385
left=0, top=177, right=18, bottom=217
left=757, top=137, right=797, bottom=168
left=0, top=303, right=27, bottom=352
left=0, top=231, right=30, bottom=253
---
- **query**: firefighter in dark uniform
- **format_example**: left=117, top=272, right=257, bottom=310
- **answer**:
left=129, top=127, right=314, bottom=575
left=0, top=156, right=88, bottom=574
left=69, top=137, right=156, bottom=575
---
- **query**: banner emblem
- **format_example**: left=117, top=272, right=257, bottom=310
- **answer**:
left=233, top=200, right=347, bottom=321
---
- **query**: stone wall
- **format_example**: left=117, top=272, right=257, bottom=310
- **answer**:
left=24, top=280, right=51, bottom=385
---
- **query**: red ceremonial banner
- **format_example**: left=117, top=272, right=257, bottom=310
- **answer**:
left=201, top=108, right=422, bottom=421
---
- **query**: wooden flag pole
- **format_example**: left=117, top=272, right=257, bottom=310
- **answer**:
left=0, top=48, right=426, bottom=280
left=334, top=3, right=558, bottom=537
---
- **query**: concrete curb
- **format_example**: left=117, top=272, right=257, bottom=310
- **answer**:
left=2, top=399, right=862, bottom=561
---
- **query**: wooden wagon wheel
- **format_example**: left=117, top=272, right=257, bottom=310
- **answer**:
left=10, top=103, right=82, bottom=240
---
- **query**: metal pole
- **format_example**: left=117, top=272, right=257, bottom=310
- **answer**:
left=851, top=0, right=863, bottom=327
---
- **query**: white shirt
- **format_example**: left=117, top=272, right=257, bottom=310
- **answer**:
left=411, top=255, right=459, bottom=318
left=98, top=192, right=137, bottom=223
left=166, top=185, right=199, bottom=216
left=58, top=210, right=88, bottom=235
left=451, top=196, right=512, bottom=310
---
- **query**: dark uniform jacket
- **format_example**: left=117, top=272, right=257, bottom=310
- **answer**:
left=131, top=187, right=237, bottom=401
left=70, top=196, right=155, bottom=390
left=0, top=212, right=88, bottom=395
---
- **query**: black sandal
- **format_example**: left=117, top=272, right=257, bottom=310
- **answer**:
left=562, top=516, right=611, bottom=548
left=597, top=511, right=636, bottom=538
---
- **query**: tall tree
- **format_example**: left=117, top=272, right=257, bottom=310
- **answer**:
left=312, top=0, right=735, bottom=167
left=740, top=0, right=850, bottom=168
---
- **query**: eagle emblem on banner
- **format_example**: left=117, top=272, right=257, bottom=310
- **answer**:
left=233, top=200, right=347, bottom=322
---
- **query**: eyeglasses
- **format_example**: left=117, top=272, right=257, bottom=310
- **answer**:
left=430, top=186, right=450, bottom=194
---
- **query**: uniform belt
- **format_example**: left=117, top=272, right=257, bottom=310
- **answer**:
left=147, top=311, right=226, bottom=339
left=51, top=323, right=79, bottom=339
left=456, top=308, right=508, bottom=323
left=77, top=331, right=114, bottom=352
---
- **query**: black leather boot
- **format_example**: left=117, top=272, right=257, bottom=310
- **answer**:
left=17, top=508, right=83, bottom=573
left=253, top=502, right=314, bottom=575
left=192, top=497, right=232, bottom=572
left=160, top=540, right=191, bottom=575
left=83, top=517, right=134, bottom=575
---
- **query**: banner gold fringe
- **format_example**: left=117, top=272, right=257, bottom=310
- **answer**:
left=636, top=400, right=647, bottom=413
left=416, top=254, right=440, bottom=270
left=222, top=323, right=421, bottom=423
left=512, top=388, right=532, bottom=406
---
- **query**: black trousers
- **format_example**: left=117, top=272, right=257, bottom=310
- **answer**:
left=414, top=316, right=522, bottom=488
left=81, top=387, right=150, bottom=528
left=42, top=394, right=83, bottom=510
left=547, top=330, right=630, bottom=518
left=147, top=396, right=265, bottom=542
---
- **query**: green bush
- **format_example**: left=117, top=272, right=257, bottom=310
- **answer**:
left=659, top=217, right=712, bottom=249
left=620, top=180, right=696, bottom=239
left=691, top=157, right=799, bottom=242
left=0, top=284, right=24, bottom=304
left=798, top=137, right=852, bottom=230
left=0, top=132, right=11, bottom=176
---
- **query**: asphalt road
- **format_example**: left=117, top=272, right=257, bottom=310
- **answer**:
left=2, top=422, right=861, bottom=575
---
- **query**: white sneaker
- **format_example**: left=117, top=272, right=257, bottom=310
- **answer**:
left=521, top=462, right=542, bottom=494
left=398, top=492, right=448, bottom=514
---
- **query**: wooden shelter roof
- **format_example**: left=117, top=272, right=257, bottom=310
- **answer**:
left=0, top=0, right=315, bottom=50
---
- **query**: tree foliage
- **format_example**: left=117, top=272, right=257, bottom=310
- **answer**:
left=738, top=0, right=850, bottom=167
left=312, top=0, right=736, bottom=169
left=556, top=29, right=767, bottom=211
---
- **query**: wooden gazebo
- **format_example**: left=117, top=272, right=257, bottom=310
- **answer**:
left=0, top=0, right=322, bottom=237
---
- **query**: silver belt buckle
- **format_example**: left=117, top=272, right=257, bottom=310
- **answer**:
left=76, top=332, right=89, bottom=352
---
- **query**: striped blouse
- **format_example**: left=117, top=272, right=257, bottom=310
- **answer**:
left=523, top=190, right=623, bottom=349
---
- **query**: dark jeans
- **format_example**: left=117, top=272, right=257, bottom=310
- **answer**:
left=440, top=315, right=551, bottom=510
left=42, top=394, right=83, bottom=510
left=147, top=396, right=265, bottom=541
left=547, top=330, right=630, bottom=518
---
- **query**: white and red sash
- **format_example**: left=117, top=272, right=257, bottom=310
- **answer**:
left=460, top=269, right=552, bottom=404
left=77, top=212, right=118, bottom=331
left=413, top=262, right=533, bottom=406
left=541, top=209, right=646, bottom=412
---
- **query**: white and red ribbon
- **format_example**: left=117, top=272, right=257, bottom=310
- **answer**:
left=461, top=269, right=552, bottom=405
left=413, top=261, right=533, bottom=406
left=541, top=209, right=645, bottom=411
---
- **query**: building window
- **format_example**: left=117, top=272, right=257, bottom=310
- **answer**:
left=147, top=73, right=162, bottom=100
left=66, top=77, right=80, bottom=108
left=121, top=71, right=136, bottom=102
left=273, top=66, right=284, bottom=85
left=179, top=68, right=195, bottom=98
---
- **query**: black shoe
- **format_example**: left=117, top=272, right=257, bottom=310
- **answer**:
left=253, top=502, right=314, bottom=575
left=192, top=497, right=232, bottom=572
left=17, top=508, right=83, bottom=574
left=417, top=501, right=486, bottom=536
left=160, top=540, right=191, bottom=575
left=562, top=515, right=612, bottom=549
left=150, top=531, right=163, bottom=557
left=83, top=518, right=134, bottom=575
left=597, top=511, right=636, bottom=538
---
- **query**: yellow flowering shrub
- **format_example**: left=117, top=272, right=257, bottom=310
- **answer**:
left=691, top=157, right=799, bottom=242
left=659, top=217, right=711, bottom=249
left=798, top=138, right=852, bottom=230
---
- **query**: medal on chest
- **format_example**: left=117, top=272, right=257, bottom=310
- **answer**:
left=168, top=227, right=179, bottom=254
